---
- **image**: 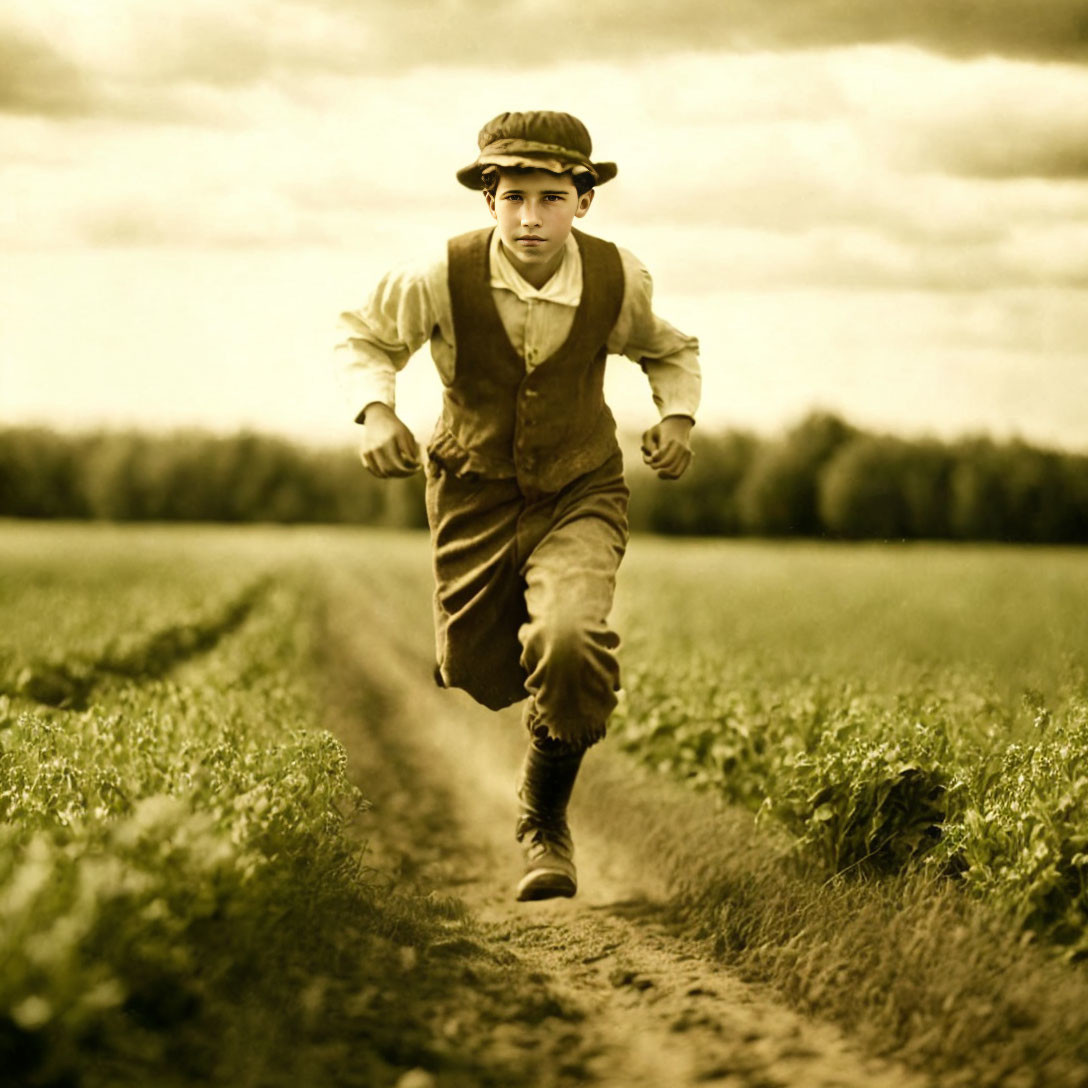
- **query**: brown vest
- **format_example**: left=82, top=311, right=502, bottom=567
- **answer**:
left=428, top=226, right=625, bottom=493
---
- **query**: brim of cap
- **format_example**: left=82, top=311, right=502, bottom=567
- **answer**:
left=456, top=155, right=618, bottom=190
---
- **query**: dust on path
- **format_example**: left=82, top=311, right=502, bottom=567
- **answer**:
left=322, top=574, right=930, bottom=1088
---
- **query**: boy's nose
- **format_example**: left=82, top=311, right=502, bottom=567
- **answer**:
left=521, top=202, right=543, bottom=227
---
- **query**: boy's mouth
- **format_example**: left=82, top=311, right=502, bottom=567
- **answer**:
left=517, top=236, right=545, bottom=245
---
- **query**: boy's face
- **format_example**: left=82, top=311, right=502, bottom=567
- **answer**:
left=485, top=169, right=594, bottom=279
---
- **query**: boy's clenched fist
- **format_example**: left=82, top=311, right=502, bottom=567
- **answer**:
left=357, top=402, right=421, bottom=478
left=641, top=415, right=694, bottom=480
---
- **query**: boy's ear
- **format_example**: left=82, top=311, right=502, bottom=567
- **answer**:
left=574, top=189, right=595, bottom=219
left=484, top=191, right=497, bottom=219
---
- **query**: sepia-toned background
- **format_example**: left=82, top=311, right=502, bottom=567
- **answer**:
left=3, top=0, right=1087, bottom=451
left=6, top=9, right=1088, bottom=1087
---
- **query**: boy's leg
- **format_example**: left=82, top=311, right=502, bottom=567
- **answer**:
left=517, top=454, right=630, bottom=748
left=512, top=454, right=629, bottom=900
left=514, top=734, right=583, bottom=900
left=425, top=464, right=530, bottom=711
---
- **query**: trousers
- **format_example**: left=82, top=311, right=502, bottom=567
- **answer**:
left=424, top=450, right=629, bottom=748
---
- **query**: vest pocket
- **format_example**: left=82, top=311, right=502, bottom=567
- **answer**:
left=427, top=419, right=506, bottom=482
left=427, top=421, right=470, bottom=476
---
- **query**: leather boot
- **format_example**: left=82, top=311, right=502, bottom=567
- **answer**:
left=514, top=738, right=584, bottom=901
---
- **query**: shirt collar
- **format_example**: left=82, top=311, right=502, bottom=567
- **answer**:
left=489, top=229, right=582, bottom=307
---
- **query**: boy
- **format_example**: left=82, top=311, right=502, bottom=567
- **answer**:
left=336, top=110, right=700, bottom=901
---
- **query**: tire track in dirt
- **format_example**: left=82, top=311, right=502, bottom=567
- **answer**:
left=322, top=572, right=930, bottom=1088
left=2, top=577, right=268, bottom=709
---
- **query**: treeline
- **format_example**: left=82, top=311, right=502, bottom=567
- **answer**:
left=0, top=427, right=427, bottom=528
left=2, top=416, right=1086, bottom=542
left=627, top=413, right=1088, bottom=542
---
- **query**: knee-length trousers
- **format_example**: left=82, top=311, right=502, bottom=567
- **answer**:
left=425, top=450, right=629, bottom=749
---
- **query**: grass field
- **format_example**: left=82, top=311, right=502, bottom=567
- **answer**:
left=3, top=522, right=1088, bottom=1086
left=0, top=525, right=515, bottom=1087
left=614, top=539, right=1088, bottom=947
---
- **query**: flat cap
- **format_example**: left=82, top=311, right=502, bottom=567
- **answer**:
left=456, top=110, right=617, bottom=190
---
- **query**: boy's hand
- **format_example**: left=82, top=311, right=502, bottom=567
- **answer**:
left=357, top=403, right=421, bottom=478
left=641, top=415, right=694, bottom=480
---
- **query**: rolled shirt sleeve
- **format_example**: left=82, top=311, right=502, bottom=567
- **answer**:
left=334, top=260, right=442, bottom=422
left=609, top=248, right=701, bottom=422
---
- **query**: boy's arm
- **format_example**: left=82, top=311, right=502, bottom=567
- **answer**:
left=610, top=250, right=701, bottom=480
left=334, top=260, right=442, bottom=477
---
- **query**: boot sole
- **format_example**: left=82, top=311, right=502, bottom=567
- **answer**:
left=516, top=868, right=577, bottom=901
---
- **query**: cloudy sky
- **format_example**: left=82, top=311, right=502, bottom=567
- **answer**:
left=3, top=0, right=1087, bottom=450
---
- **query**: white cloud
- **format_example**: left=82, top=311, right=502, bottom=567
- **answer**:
left=6, top=46, right=1088, bottom=300
left=7, top=0, right=1088, bottom=130
left=838, top=48, right=1088, bottom=180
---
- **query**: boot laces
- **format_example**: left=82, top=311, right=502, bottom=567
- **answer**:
left=516, top=816, right=572, bottom=857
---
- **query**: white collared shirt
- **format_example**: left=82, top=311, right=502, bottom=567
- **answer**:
left=489, top=229, right=582, bottom=306
left=335, top=229, right=701, bottom=422
left=488, top=230, right=581, bottom=372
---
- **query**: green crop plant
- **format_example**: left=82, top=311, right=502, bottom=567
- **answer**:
left=612, top=539, right=1088, bottom=950
left=0, top=581, right=372, bottom=1085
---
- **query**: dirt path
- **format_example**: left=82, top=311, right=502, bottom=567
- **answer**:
left=321, top=575, right=929, bottom=1088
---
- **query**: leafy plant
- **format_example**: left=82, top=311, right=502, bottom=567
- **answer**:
left=612, top=538, right=1088, bottom=948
